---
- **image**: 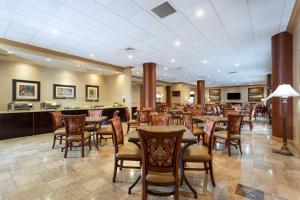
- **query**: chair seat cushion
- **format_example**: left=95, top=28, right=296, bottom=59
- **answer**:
left=116, top=143, right=141, bottom=160
left=243, top=117, right=253, bottom=123
left=183, top=145, right=211, bottom=162
left=192, top=126, right=203, bottom=136
left=84, top=124, right=98, bottom=132
left=54, top=127, right=66, bottom=135
left=214, top=131, right=240, bottom=139
left=128, top=120, right=138, bottom=125
left=146, top=172, right=174, bottom=184
left=215, top=125, right=227, bottom=131
left=96, top=125, right=113, bottom=135
left=67, top=131, right=91, bottom=141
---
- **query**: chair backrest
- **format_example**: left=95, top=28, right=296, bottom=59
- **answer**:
left=182, top=112, right=193, bottom=131
left=88, top=109, right=103, bottom=117
left=110, top=117, right=124, bottom=153
left=224, top=110, right=239, bottom=117
left=113, top=110, right=119, bottom=118
left=216, top=106, right=221, bottom=115
left=212, top=106, right=218, bottom=115
left=142, top=107, right=152, bottom=111
left=50, top=111, right=63, bottom=130
left=63, top=115, right=86, bottom=139
left=125, top=107, right=130, bottom=121
left=150, top=114, right=170, bottom=126
left=191, top=108, right=203, bottom=117
left=223, top=108, right=235, bottom=117
left=227, top=114, right=243, bottom=135
left=138, top=128, right=184, bottom=174
left=250, top=107, right=256, bottom=121
left=137, top=110, right=151, bottom=124
left=203, top=119, right=216, bottom=154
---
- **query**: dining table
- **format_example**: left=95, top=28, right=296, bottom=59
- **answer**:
left=127, top=125, right=198, bottom=196
left=85, top=116, right=107, bottom=149
left=192, top=115, right=228, bottom=123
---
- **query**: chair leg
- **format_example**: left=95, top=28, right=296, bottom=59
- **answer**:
left=238, top=140, right=242, bottom=155
left=212, top=136, right=216, bottom=150
left=112, top=158, right=118, bottom=182
left=81, top=141, right=85, bottom=157
left=64, top=141, right=68, bottom=158
left=174, top=182, right=179, bottom=200
left=180, top=160, right=184, bottom=186
left=197, top=135, right=200, bottom=143
left=250, top=123, right=253, bottom=131
left=120, top=160, right=123, bottom=171
left=59, top=136, right=63, bottom=144
left=127, top=123, right=130, bottom=134
left=209, top=161, right=216, bottom=187
left=142, top=180, right=147, bottom=200
left=204, top=163, right=208, bottom=174
left=52, top=135, right=56, bottom=149
left=227, top=139, right=231, bottom=156
left=70, top=142, right=73, bottom=151
left=89, top=137, right=92, bottom=150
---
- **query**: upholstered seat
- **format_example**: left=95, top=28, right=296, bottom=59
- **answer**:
left=54, top=127, right=66, bottom=135
left=214, top=131, right=240, bottom=139
left=192, top=126, right=203, bottom=136
left=243, top=117, right=253, bottom=122
left=116, top=143, right=141, bottom=160
left=84, top=124, right=98, bottom=132
left=96, top=125, right=113, bottom=135
left=146, top=172, right=174, bottom=184
left=183, top=145, right=211, bottom=162
left=214, top=125, right=227, bottom=131
left=67, top=131, right=91, bottom=141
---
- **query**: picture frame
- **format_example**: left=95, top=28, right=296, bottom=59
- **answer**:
left=209, top=89, right=221, bottom=101
left=248, top=87, right=264, bottom=102
left=172, top=91, right=180, bottom=97
left=53, top=84, right=76, bottom=99
left=86, top=85, right=99, bottom=101
left=12, top=79, right=40, bottom=101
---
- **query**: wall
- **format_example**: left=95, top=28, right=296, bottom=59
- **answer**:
left=0, top=59, right=132, bottom=111
left=205, top=85, right=267, bottom=104
left=132, top=84, right=140, bottom=108
left=156, top=86, right=166, bottom=102
left=171, top=83, right=195, bottom=104
left=293, top=10, right=300, bottom=151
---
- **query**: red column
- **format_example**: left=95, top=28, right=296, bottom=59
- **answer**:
left=166, top=86, right=171, bottom=107
left=271, top=31, right=293, bottom=139
left=197, top=80, right=205, bottom=106
left=143, top=63, right=156, bottom=111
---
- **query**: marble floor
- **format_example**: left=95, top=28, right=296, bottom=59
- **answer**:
left=0, top=117, right=300, bottom=200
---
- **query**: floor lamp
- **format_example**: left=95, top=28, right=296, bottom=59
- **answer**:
left=268, top=84, right=299, bottom=156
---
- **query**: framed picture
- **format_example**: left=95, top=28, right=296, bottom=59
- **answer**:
left=53, top=84, right=76, bottom=99
left=86, top=85, right=99, bottom=101
left=172, top=91, right=180, bottom=97
left=13, top=79, right=40, bottom=101
left=209, top=89, right=221, bottom=101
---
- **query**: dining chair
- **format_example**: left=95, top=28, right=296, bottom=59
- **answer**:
left=242, top=107, right=256, bottom=131
left=63, top=115, right=91, bottom=158
left=138, top=128, right=184, bottom=200
left=111, top=117, right=141, bottom=182
left=125, top=107, right=138, bottom=133
left=183, top=112, right=203, bottom=143
left=213, top=114, right=243, bottom=156
left=95, top=110, right=119, bottom=146
left=50, top=111, right=66, bottom=149
left=215, top=110, right=240, bottom=131
left=150, top=114, right=171, bottom=126
left=137, top=110, right=151, bottom=125
left=181, top=119, right=217, bottom=189
left=84, top=109, right=103, bottom=132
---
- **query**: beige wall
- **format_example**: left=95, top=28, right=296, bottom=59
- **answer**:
left=171, top=83, right=195, bottom=104
left=132, top=84, right=140, bottom=108
left=205, top=85, right=267, bottom=104
left=293, top=11, right=300, bottom=151
left=0, top=59, right=132, bottom=111
left=156, top=86, right=166, bottom=102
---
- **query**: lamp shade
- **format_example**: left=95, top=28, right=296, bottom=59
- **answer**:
left=266, top=92, right=273, bottom=100
left=271, top=84, right=300, bottom=98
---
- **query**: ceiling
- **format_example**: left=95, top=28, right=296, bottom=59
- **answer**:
left=0, top=0, right=295, bottom=87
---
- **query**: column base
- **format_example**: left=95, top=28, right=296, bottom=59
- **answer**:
left=272, top=145, right=293, bottom=156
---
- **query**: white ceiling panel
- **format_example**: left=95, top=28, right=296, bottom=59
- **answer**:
left=0, top=0, right=295, bottom=86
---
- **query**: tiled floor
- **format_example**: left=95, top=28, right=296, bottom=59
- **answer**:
left=0, top=117, right=300, bottom=200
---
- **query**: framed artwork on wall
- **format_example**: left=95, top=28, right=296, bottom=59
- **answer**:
left=53, top=84, right=76, bottom=99
left=86, top=85, right=99, bottom=101
left=248, top=87, right=264, bottom=102
left=172, top=91, right=180, bottom=97
left=12, top=79, right=40, bottom=101
left=209, top=89, right=221, bottom=102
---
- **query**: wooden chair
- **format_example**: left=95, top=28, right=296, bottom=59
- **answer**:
left=215, top=110, right=240, bottom=131
left=84, top=109, right=103, bottom=132
left=183, top=112, right=203, bottom=143
left=137, top=110, right=151, bottom=125
left=138, top=128, right=184, bottom=199
left=181, top=119, right=217, bottom=193
left=213, top=114, right=243, bottom=156
left=63, top=115, right=91, bottom=158
left=242, top=107, right=255, bottom=131
left=50, top=111, right=66, bottom=149
left=111, top=117, right=141, bottom=182
left=95, top=110, right=119, bottom=146
left=150, top=114, right=170, bottom=126
left=125, top=107, right=138, bottom=133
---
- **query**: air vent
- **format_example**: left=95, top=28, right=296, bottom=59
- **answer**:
left=229, top=72, right=237, bottom=74
left=151, top=1, right=176, bottom=18
left=124, top=47, right=135, bottom=51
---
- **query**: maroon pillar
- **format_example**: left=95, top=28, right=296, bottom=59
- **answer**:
left=197, top=80, right=205, bottom=106
left=143, top=63, right=156, bottom=111
left=166, top=86, right=171, bottom=107
left=271, top=31, right=293, bottom=140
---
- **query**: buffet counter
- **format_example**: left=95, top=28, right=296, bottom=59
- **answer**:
left=0, top=107, right=127, bottom=140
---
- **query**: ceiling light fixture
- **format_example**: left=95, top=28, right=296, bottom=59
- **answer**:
left=76, top=64, right=80, bottom=67
left=195, top=9, right=204, bottom=18
left=51, top=29, right=60, bottom=36
left=128, top=55, right=133, bottom=59
left=45, top=58, right=51, bottom=61
left=164, top=67, right=168, bottom=70
left=174, top=41, right=180, bottom=47
left=171, top=59, right=175, bottom=63
left=235, top=63, right=240, bottom=67
left=217, top=69, right=221, bottom=73
left=163, top=73, right=167, bottom=77
left=202, top=60, right=207, bottom=64
left=90, top=53, right=95, bottom=58
left=7, top=51, right=14, bottom=54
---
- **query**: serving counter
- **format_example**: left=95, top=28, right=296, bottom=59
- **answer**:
left=0, top=107, right=127, bottom=140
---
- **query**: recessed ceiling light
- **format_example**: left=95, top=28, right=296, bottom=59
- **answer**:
left=163, top=73, right=167, bottom=77
left=202, top=60, right=207, bottom=64
left=76, top=64, right=80, bottom=67
left=195, top=9, right=204, bottom=18
left=128, top=55, right=133, bottom=59
left=45, top=58, right=51, bottom=61
left=217, top=69, right=221, bottom=73
left=7, top=51, right=14, bottom=54
left=51, top=29, right=60, bottom=36
left=164, top=67, right=168, bottom=70
left=171, top=59, right=175, bottom=63
left=174, top=41, right=180, bottom=47
left=90, top=53, right=95, bottom=58
left=235, top=63, right=240, bottom=67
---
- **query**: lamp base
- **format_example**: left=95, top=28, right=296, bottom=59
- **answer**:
left=272, top=146, right=293, bottom=156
